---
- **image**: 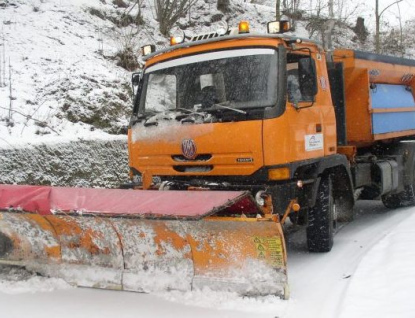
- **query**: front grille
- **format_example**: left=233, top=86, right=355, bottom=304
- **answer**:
left=173, top=165, right=213, bottom=173
left=172, top=154, right=212, bottom=162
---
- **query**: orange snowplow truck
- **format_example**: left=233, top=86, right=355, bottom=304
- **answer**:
left=130, top=20, right=415, bottom=252
left=2, top=20, right=415, bottom=300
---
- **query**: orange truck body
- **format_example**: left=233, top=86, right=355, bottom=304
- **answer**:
left=334, top=49, right=415, bottom=145
left=129, top=32, right=415, bottom=252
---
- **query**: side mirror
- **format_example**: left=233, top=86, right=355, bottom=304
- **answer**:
left=132, top=72, right=142, bottom=86
left=298, top=57, right=317, bottom=97
left=131, top=71, right=143, bottom=100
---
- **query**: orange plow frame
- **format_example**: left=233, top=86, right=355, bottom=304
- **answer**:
left=0, top=185, right=288, bottom=298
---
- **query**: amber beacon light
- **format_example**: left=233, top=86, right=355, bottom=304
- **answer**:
left=238, top=21, right=250, bottom=34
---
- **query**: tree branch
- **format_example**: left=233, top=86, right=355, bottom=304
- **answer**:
left=379, top=0, right=403, bottom=17
left=0, top=106, right=61, bottom=135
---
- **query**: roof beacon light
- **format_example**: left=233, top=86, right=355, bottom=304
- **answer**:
left=170, top=28, right=185, bottom=46
left=238, top=21, right=250, bottom=34
left=216, top=20, right=229, bottom=36
left=267, top=20, right=291, bottom=34
left=141, top=45, right=156, bottom=56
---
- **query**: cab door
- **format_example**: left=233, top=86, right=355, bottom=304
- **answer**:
left=286, top=53, right=326, bottom=161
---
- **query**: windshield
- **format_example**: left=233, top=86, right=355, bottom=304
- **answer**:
left=139, top=48, right=278, bottom=113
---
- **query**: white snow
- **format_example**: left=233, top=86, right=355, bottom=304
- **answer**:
left=339, top=208, right=415, bottom=318
left=0, top=0, right=132, bottom=144
left=157, top=288, right=288, bottom=314
left=0, top=266, right=71, bottom=294
left=0, top=275, right=71, bottom=294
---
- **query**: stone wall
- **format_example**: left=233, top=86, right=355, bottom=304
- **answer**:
left=0, top=139, right=129, bottom=188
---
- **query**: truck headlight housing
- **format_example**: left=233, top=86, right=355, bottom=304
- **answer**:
left=216, top=20, right=229, bottom=35
left=170, top=28, right=185, bottom=46
left=267, top=20, right=291, bottom=34
left=141, top=45, right=156, bottom=56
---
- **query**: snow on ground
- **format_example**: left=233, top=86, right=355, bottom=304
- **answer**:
left=284, top=200, right=415, bottom=318
left=0, top=266, right=71, bottom=295
left=156, top=288, right=288, bottom=315
left=339, top=207, right=415, bottom=318
left=0, top=201, right=414, bottom=318
left=0, top=0, right=132, bottom=144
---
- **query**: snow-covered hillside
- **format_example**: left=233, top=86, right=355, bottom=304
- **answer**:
left=0, top=0, right=134, bottom=142
left=0, top=0, right=368, bottom=148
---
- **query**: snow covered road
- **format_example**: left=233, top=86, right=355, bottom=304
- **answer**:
left=0, top=201, right=414, bottom=318
left=286, top=200, right=415, bottom=318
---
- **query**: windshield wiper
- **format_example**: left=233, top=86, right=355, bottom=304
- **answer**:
left=211, top=102, right=247, bottom=114
left=130, top=112, right=154, bottom=126
left=175, top=108, right=193, bottom=113
left=174, top=108, right=207, bottom=118
left=143, top=111, right=177, bottom=127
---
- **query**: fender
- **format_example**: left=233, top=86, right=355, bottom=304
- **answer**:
left=306, top=154, right=354, bottom=208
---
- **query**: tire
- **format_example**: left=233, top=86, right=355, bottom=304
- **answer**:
left=381, top=185, right=415, bottom=209
left=307, top=176, right=336, bottom=252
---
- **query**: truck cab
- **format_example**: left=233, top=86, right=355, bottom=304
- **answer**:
left=128, top=21, right=355, bottom=252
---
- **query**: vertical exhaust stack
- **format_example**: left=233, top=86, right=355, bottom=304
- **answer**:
left=0, top=185, right=288, bottom=298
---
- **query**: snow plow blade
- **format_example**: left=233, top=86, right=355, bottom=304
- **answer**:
left=0, top=185, right=288, bottom=298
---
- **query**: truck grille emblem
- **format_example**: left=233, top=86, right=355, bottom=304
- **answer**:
left=181, top=139, right=197, bottom=159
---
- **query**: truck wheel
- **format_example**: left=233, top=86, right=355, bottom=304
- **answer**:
left=381, top=185, right=415, bottom=209
left=307, top=176, right=336, bottom=252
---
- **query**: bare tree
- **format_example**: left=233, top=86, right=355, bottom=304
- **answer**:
left=155, top=0, right=196, bottom=36
left=8, top=58, right=13, bottom=125
left=276, top=0, right=281, bottom=20
left=290, top=0, right=300, bottom=12
left=305, top=0, right=363, bottom=48
left=113, top=26, right=140, bottom=70
left=375, top=0, right=403, bottom=54
left=305, top=0, right=329, bottom=40
left=217, top=0, right=230, bottom=12
left=352, top=17, right=369, bottom=43
left=123, top=0, right=145, bottom=25
left=324, top=0, right=335, bottom=50
left=282, top=0, right=301, bottom=15
left=0, top=41, right=2, bottom=87
left=396, top=2, right=404, bottom=57
left=1, top=32, right=5, bottom=87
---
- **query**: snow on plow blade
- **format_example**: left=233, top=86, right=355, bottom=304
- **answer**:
left=0, top=185, right=288, bottom=297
